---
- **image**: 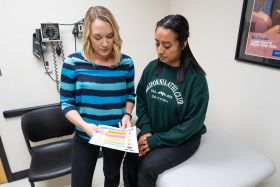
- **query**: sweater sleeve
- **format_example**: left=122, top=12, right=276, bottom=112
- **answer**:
left=147, top=74, right=209, bottom=150
left=135, top=72, right=152, bottom=134
left=60, top=56, right=77, bottom=115
left=126, top=60, right=136, bottom=104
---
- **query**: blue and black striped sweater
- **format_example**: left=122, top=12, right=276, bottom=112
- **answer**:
left=60, top=51, right=135, bottom=140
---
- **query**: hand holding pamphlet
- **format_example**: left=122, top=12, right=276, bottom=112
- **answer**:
left=89, top=125, right=139, bottom=153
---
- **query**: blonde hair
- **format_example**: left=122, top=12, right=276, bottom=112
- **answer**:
left=83, top=6, right=122, bottom=63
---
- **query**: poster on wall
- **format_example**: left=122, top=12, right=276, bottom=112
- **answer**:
left=235, top=0, right=280, bottom=69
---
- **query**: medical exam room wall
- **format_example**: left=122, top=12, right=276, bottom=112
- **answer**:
left=1, top=0, right=279, bottom=187
left=170, top=0, right=280, bottom=186
left=0, top=0, right=168, bottom=184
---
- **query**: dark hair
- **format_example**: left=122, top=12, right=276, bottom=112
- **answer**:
left=155, top=15, right=205, bottom=82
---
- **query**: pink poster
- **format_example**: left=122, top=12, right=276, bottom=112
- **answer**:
left=245, top=0, right=280, bottom=60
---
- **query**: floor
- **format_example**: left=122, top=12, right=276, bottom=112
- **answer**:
left=0, top=158, right=124, bottom=187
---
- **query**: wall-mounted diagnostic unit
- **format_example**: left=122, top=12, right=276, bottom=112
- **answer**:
left=32, top=20, right=83, bottom=92
left=41, top=23, right=61, bottom=42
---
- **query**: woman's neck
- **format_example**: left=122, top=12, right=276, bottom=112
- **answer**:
left=90, top=54, right=117, bottom=67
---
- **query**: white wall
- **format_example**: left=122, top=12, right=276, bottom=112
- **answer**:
left=0, top=0, right=168, bottom=179
left=170, top=0, right=280, bottom=186
left=1, top=0, right=279, bottom=187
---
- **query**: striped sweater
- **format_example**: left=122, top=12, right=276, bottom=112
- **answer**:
left=60, top=51, right=135, bottom=140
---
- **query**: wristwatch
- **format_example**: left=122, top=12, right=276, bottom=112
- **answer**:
left=123, top=112, right=132, bottom=119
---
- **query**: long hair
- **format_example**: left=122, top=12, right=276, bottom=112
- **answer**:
left=155, top=15, right=205, bottom=82
left=83, top=6, right=122, bottom=63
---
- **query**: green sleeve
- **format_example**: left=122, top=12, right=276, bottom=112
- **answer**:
left=147, top=75, right=209, bottom=150
left=135, top=72, right=152, bottom=135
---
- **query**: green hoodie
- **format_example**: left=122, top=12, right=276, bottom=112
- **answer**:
left=136, top=60, right=209, bottom=150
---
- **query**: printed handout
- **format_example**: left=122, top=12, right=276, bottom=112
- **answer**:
left=89, top=125, right=139, bottom=153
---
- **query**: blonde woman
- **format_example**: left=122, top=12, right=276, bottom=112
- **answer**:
left=60, top=6, right=135, bottom=187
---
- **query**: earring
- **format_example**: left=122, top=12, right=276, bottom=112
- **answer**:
left=184, top=41, right=188, bottom=48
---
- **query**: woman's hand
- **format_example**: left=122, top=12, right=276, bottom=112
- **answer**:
left=65, top=110, right=105, bottom=137
left=84, top=123, right=105, bottom=137
left=138, top=133, right=152, bottom=156
left=265, top=25, right=280, bottom=34
left=119, top=115, right=132, bottom=129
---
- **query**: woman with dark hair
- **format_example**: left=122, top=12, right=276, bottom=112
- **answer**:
left=123, top=14, right=209, bottom=187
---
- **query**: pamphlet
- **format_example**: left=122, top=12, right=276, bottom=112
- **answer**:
left=89, top=125, right=139, bottom=153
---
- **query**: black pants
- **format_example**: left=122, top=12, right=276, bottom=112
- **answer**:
left=72, top=135, right=125, bottom=187
left=123, top=137, right=201, bottom=187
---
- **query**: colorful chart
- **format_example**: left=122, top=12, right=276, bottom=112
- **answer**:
left=89, top=125, right=139, bottom=153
